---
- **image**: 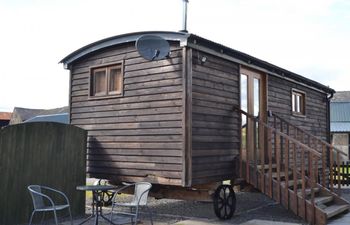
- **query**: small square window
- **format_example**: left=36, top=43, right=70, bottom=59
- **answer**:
left=90, top=63, right=123, bottom=98
left=292, top=89, right=305, bottom=116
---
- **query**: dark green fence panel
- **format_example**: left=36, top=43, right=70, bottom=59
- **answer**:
left=0, top=122, right=87, bottom=225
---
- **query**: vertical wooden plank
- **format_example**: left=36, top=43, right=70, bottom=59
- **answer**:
left=280, top=120, right=284, bottom=165
left=330, top=146, right=334, bottom=192
left=276, top=133, right=281, bottom=203
left=68, top=69, right=73, bottom=124
left=345, top=161, right=350, bottom=186
left=246, top=116, right=250, bottom=183
left=310, top=154, right=317, bottom=224
left=308, top=136, right=312, bottom=178
left=253, top=119, right=258, bottom=187
left=268, top=128, right=273, bottom=198
left=238, top=66, right=243, bottom=180
left=322, top=144, right=326, bottom=187
left=260, top=122, right=265, bottom=192
left=182, top=47, right=192, bottom=187
left=293, top=143, right=298, bottom=215
left=337, top=152, right=341, bottom=195
left=301, top=146, right=306, bottom=219
left=284, top=138, right=289, bottom=210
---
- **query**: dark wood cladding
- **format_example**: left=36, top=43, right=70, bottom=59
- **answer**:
left=190, top=50, right=240, bottom=185
left=69, top=42, right=184, bottom=186
left=67, top=35, right=330, bottom=188
left=268, top=75, right=328, bottom=139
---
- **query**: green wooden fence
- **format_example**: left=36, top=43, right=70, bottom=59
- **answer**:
left=0, top=122, right=87, bottom=225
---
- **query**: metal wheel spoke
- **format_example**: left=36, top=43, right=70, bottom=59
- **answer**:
left=213, top=184, right=236, bottom=220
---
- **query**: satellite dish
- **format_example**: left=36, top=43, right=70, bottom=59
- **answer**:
left=136, top=35, right=170, bottom=61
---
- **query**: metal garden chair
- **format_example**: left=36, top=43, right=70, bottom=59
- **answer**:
left=27, top=185, right=73, bottom=225
left=109, top=182, right=153, bottom=225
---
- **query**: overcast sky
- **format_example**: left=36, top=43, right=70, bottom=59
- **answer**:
left=0, top=0, right=349, bottom=112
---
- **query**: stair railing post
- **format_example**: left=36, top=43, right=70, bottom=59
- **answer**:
left=322, top=144, right=326, bottom=187
left=330, top=146, right=334, bottom=192
left=246, top=116, right=250, bottom=183
left=268, top=128, right=273, bottom=198
left=308, top=136, right=312, bottom=178
left=280, top=121, right=284, bottom=167
left=284, top=136, right=289, bottom=209
left=276, top=133, right=281, bottom=203
left=260, top=122, right=265, bottom=193
left=337, top=151, right=341, bottom=195
left=310, top=155, right=316, bottom=225
left=347, top=161, right=349, bottom=187
left=301, top=146, right=306, bottom=219
left=292, top=142, right=298, bottom=214
left=253, top=118, right=258, bottom=188
left=239, top=114, right=243, bottom=179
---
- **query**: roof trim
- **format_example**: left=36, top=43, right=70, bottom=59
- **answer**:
left=60, top=31, right=334, bottom=94
left=186, top=34, right=334, bottom=94
left=60, top=31, right=190, bottom=68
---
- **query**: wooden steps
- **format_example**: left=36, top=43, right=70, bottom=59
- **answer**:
left=248, top=163, right=350, bottom=224
left=281, top=179, right=302, bottom=188
left=314, top=196, right=334, bottom=206
left=271, top=171, right=292, bottom=178
left=238, top=109, right=350, bottom=224
left=297, top=187, right=320, bottom=196
left=257, top=164, right=277, bottom=170
left=323, top=204, right=350, bottom=219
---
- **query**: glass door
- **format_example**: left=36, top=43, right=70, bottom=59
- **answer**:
left=240, top=67, right=266, bottom=178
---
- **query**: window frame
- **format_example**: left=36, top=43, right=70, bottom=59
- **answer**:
left=89, top=62, right=124, bottom=99
left=291, top=88, right=306, bottom=117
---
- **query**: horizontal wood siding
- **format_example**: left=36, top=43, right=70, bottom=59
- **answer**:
left=70, top=42, right=184, bottom=186
left=191, top=50, right=240, bottom=185
left=268, top=75, right=328, bottom=140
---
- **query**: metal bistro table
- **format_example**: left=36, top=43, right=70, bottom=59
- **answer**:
left=77, top=185, right=119, bottom=225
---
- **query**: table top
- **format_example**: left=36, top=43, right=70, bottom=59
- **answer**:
left=76, top=185, right=119, bottom=191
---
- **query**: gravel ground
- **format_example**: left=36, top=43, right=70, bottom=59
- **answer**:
left=68, top=189, right=307, bottom=225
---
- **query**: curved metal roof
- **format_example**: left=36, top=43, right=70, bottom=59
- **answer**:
left=60, top=31, right=190, bottom=68
left=60, top=31, right=334, bottom=94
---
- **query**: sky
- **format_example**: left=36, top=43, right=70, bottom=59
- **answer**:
left=0, top=0, right=349, bottom=112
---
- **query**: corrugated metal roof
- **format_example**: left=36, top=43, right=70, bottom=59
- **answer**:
left=331, top=91, right=350, bottom=102
left=24, top=113, right=69, bottom=124
left=12, top=106, right=68, bottom=121
left=60, top=31, right=334, bottom=94
left=331, top=122, right=350, bottom=132
left=330, top=102, right=350, bottom=122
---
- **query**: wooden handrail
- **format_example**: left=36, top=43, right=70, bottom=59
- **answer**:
left=233, top=105, right=350, bottom=225
left=272, top=112, right=346, bottom=156
left=234, top=106, right=321, bottom=158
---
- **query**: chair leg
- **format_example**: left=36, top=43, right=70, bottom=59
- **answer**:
left=134, top=207, right=139, bottom=225
left=147, top=206, right=153, bottom=225
left=40, top=211, right=45, bottom=225
left=28, top=211, right=36, bottom=225
left=68, top=206, right=73, bottom=225
left=110, top=204, right=115, bottom=225
left=53, top=210, right=59, bottom=225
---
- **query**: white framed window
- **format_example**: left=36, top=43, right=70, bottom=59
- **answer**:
left=292, top=89, right=306, bottom=116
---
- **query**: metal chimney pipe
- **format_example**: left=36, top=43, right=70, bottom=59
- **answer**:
left=180, top=0, right=189, bottom=33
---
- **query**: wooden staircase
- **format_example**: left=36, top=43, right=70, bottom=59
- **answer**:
left=236, top=107, right=350, bottom=225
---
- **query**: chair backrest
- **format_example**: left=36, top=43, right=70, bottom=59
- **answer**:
left=133, top=182, right=152, bottom=206
left=28, top=185, right=45, bottom=209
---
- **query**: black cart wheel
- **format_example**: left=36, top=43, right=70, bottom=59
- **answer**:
left=213, top=184, right=236, bottom=220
